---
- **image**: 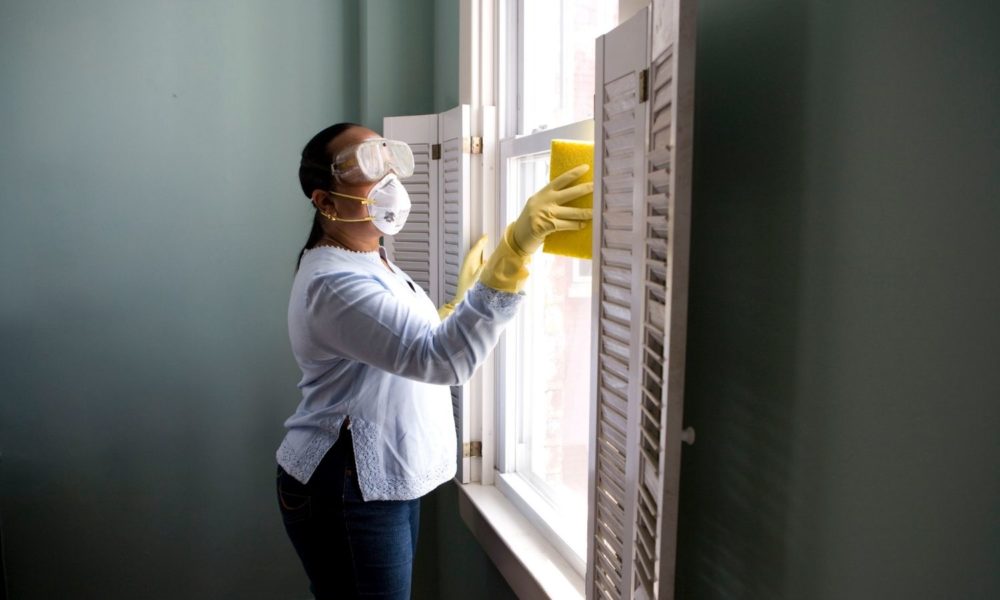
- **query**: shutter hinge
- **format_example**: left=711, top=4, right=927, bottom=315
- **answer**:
left=639, top=68, right=649, bottom=103
left=431, top=143, right=441, bottom=160
left=463, top=441, right=482, bottom=458
left=470, top=136, right=483, bottom=155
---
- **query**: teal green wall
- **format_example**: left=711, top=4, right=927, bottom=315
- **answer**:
left=677, top=0, right=999, bottom=598
left=413, top=483, right=517, bottom=599
left=356, top=0, right=458, bottom=127
left=359, top=0, right=436, bottom=130
left=434, top=0, right=461, bottom=112
left=0, top=0, right=433, bottom=597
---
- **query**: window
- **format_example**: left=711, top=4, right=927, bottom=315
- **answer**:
left=494, top=0, right=619, bottom=575
left=439, top=1, right=698, bottom=597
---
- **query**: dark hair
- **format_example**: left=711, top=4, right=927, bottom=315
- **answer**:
left=296, top=122, right=361, bottom=268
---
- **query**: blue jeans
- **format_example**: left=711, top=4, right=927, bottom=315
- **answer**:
left=277, top=425, right=420, bottom=599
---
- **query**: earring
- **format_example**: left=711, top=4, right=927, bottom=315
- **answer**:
left=319, top=209, right=336, bottom=222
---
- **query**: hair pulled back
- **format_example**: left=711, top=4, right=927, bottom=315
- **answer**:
left=296, top=122, right=361, bottom=268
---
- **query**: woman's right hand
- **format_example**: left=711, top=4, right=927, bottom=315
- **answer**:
left=508, top=164, right=594, bottom=255
left=479, top=163, right=594, bottom=293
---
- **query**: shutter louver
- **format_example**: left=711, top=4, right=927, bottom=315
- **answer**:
left=595, top=69, right=638, bottom=600
left=440, top=137, right=467, bottom=305
left=633, top=45, right=673, bottom=599
left=394, top=143, right=435, bottom=299
left=382, top=115, right=440, bottom=305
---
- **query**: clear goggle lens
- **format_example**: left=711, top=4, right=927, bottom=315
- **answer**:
left=332, top=139, right=414, bottom=183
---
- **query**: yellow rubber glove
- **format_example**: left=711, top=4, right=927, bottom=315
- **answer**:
left=480, top=164, right=594, bottom=293
left=438, top=234, right=489, bottom=319
left=510, top=164, right=594, bottom=255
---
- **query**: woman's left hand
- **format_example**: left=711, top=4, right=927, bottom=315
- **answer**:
left=438, top=234, right=488, bottom=320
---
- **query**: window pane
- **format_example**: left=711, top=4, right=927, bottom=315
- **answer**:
left=507, top=152, right=593, bottom=555
left=521, top=0, right=618, bottom=134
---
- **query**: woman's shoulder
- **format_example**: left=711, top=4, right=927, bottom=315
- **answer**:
left=299, top=247, right=385, bottom=278
left=298, top=251, right=391, bottom=300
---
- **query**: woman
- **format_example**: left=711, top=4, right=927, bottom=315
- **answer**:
left=276, top=122, right=592, bottom=599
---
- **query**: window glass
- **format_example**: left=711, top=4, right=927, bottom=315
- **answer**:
left=520, top=0, right=619, bottom=134
left=507, top=152, right=592, bottom=556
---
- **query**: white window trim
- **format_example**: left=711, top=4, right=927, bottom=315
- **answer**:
left=454, top=1, right=640, bottom=597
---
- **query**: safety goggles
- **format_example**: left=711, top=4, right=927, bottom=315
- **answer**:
left=332, top=138, right=415, bottom=183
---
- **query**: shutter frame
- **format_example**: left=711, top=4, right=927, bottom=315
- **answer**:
left=646, top=0, right=697, bottom=597
left=438, top=105, right=475, bottom=483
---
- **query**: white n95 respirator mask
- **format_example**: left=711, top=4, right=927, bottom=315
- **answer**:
left=326, top=174, right=411, bottom=236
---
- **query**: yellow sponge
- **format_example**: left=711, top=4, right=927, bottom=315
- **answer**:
left=542, top=139, right=594, bottom=259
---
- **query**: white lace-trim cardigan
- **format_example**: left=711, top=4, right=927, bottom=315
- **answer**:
left=277, top=245, right=521, bottom=501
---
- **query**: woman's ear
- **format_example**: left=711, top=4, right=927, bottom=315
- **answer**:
left=311, top=189, right=335, bottom=216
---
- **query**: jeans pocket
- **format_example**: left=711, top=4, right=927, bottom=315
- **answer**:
left=277, top=477, right=312, bottom=525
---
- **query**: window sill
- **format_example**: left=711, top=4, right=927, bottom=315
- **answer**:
left=457, top=481, right=585, bottom=600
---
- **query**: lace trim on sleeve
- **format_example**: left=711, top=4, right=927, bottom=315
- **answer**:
left=471, top=281, right=523, bottom=318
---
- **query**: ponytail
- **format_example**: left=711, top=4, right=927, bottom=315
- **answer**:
left=296, top=210, right=325, bottom=269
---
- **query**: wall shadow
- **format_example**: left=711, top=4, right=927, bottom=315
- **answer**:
left=676, top=0, right=818, bottom=597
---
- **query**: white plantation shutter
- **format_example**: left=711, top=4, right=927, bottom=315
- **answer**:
left=437, top=105, right=475, bottom=483
left=588, top=1, right=696, bottom=598
left=382, top=115, right=440, bottom=304
left=384, top=107, right=476, bottom=484
left=588, top=9, right=649, bottom=599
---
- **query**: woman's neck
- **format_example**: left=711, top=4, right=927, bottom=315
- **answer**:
left=316, top=231, right=393, bottom=272
left=318, top=229, right=379, bottom=253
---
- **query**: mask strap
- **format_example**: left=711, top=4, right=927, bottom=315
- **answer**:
left=320, top=190, right=374, bottom=223
left=328, top=190, right=375, bottom=205
left=319, top=210, right=371, bottom=224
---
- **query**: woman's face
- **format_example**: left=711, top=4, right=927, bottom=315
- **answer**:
left=324, top=126, right=383, bottom=227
